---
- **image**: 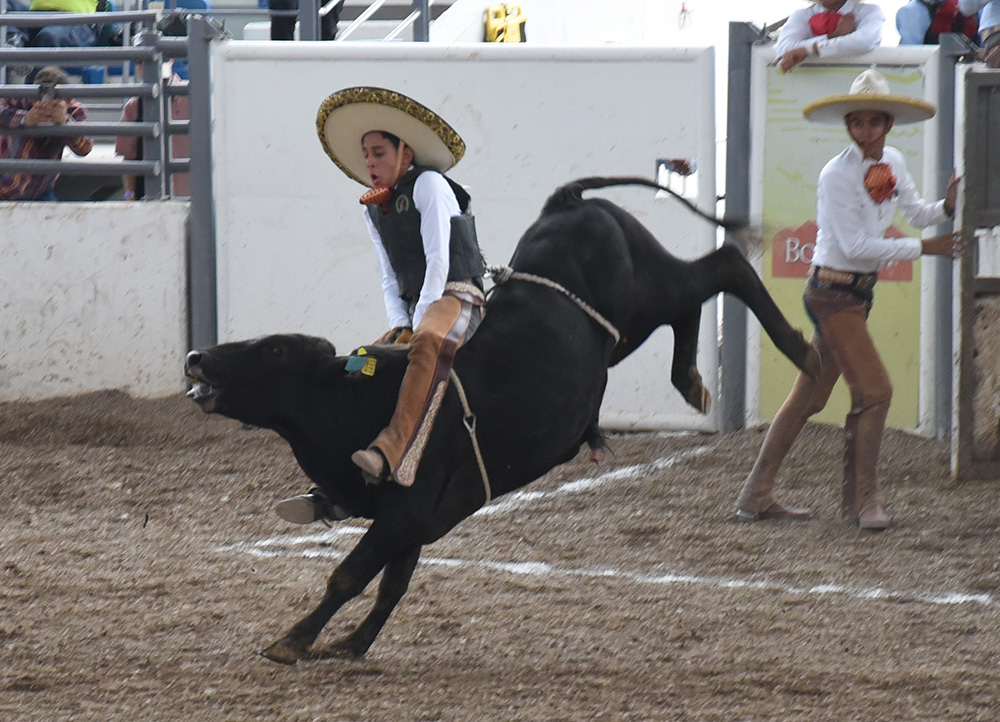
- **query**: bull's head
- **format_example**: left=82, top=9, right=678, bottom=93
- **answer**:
left=185, top=334, right=338, bottom=421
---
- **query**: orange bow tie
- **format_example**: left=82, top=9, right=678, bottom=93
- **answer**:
left=360, top=186, right=393, bottom=212
left=864, top=163, right=897, bottom=204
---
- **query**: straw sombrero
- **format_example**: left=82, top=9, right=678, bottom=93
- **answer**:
left=802, top=69, right=936, bottom=125
left=316, top=87, right=466, bottom=187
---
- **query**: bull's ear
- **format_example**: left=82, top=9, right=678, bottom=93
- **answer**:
left=315, top=337, right=336, bottom=356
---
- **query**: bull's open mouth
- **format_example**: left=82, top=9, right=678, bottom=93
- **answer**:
left=185, top=368, right=221, bottom=412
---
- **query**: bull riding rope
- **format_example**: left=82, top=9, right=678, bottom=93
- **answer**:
left=486, top=266, right=621, bottom=344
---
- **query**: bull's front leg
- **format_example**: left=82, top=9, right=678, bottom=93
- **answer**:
left=322, top=545, right=421, bottom=660
left=670, top=312, right=711, bottom=413
left=261, top=529, right=416, bottom=665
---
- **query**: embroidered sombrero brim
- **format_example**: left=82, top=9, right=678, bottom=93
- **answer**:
left=317, top=87, right=466, bottom=187
left=803, top=94, right=936, bottom=125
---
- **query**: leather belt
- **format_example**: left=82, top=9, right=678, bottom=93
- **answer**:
left=810, top=266, right=878, bottom=292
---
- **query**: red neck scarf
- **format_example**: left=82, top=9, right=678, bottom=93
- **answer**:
left=809, top=11, right=842, bottom=36
left=864, top=163, right=897, bottom=204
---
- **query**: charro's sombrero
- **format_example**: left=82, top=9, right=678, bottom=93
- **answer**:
left=802, top=69, right=936, bottom=125
left=316, top=87, right=466, bottom=187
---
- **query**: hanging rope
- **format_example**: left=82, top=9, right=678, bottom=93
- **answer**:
left=449, top=369, right=491, bottom=505
left=452, top=265, right=621, bottom=507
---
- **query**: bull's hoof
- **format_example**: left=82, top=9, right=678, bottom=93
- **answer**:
left=685, top=369, right=711, bottom=414
left=317, top=639, right=368, bottom=661
left=261, top=639, right=307, bottom=665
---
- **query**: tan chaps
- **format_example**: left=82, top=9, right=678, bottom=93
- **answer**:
left=369, top=289, right=481, bottom=486
left=737, top=289, right=891, bottom=519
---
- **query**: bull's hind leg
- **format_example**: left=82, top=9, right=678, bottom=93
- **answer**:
left=261, top=529, right=420, bottom=665
left=701, top=246, right=820, bottom=378
left=670, top=311, right=711, bottom=413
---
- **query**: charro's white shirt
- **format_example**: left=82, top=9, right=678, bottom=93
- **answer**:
left=775, top=0, right=884, bottom=58
left=813, top=143, right=948, bottom=273
left=363, top=167, right=460, bottom=329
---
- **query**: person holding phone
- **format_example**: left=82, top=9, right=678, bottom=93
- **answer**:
left=0, top=67, right=93, bottom=201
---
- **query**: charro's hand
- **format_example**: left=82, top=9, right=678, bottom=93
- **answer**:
left=922, top=231, right=965, bottom=258
left=780, top=47, right=809, bottom=72
left=829, top=12, right=856, bottom=38
left=373, top=326, right=413, bottom=344
left=944, top=170, right=960, bottom=217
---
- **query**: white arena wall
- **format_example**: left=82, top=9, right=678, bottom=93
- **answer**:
left=210, top=41, right=719, bottom=431
left=0, top=32, right=956, bottom=438
left=0, top=203, right=189, bottom=402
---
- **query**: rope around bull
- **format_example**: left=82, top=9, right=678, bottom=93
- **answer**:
left=450, top=266, right=622, bottom=509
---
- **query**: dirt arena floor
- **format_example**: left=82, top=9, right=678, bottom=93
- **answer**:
left=2, top=391, right=1000, bottom=721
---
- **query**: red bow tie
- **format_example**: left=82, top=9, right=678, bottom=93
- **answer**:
left=809, top=11, right=842, bottom=36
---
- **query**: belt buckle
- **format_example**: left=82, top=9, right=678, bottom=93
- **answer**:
left=811, top=266, right=835, bottom=288
left=819, top=267, right=849, bottom=285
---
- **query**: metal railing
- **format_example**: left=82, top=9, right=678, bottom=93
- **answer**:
left=0, top=12, right=198, bottom=199
left=2, top=4, right=437, bottom=345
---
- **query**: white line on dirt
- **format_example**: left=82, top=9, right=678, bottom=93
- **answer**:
left=219, top=536, right=994, bottom=608
left=472, top=444, right=711, bottom=516
left=217, top=444, right=994, bottom=609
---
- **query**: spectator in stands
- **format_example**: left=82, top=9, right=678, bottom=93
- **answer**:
left=2, top=0, right=100, bottom=50
left=115, top=93, right=145, bottom=201
left=774, top=1, right=885, bottom=72
left=269, top=0, right=341, bottom=41
left=981, top=1, right=1000, bottom=65
left=0, top=66, right=93, bottom=201
left=115, top=66, right=191, bottom=200
left=896, top=0, right=984, bottom=45
left=948, top=0, right=1000, bottom=66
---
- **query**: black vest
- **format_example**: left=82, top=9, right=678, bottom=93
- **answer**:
left=367, top=167, right=486, bottom=303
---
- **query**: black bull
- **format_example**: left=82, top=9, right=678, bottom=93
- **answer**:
left=185, top=177, right=820, bottom=664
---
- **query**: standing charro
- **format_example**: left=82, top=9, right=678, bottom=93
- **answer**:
left=275, top=87, right=486, bottom=524
left=734, top=70, right=964, bottom=530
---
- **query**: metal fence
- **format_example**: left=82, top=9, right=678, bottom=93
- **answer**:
left=953, top=67, right=1000, bottom=480
left=0, top=9, right=194, bottom=199
left=1, top=1, right=438, bottom=201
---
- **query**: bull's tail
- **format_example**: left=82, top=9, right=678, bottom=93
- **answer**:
left=542, top=176, right=748, bottom=236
